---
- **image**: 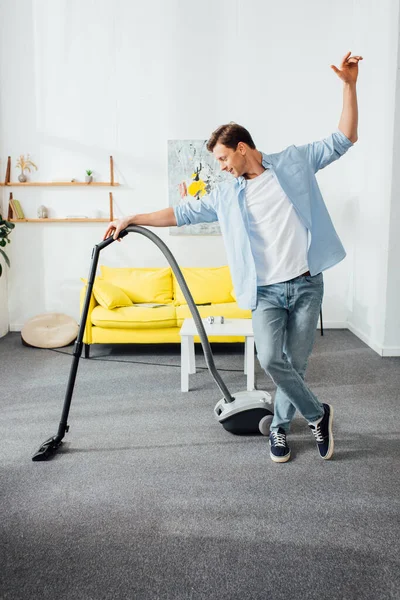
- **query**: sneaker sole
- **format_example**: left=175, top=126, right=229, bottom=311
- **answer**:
left=270, top=450, right=291, bottom=463
left=321, top=404, right=334, bottom=460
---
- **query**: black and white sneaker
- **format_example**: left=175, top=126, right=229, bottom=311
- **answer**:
left=308, top=403, right=334, bottom=460
left=269, top=428, right=291, bottom=463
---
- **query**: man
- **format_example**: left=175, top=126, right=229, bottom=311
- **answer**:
left=104, top=52, right=362, bottom=464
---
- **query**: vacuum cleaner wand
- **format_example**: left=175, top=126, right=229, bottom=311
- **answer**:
left=32, top=234, right=116, bottom=460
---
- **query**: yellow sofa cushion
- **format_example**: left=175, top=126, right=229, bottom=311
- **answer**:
left=173, top=267, right=234, bottom=306
left=93, top=279, right=133, bottom=310
left=100, top=266, right=173, bottom=304
left=91, top=305, right=177, bottom=329
left=80, top=278, right=133, bottom=310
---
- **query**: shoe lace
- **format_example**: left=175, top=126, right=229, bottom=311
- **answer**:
left=310, top=423, right=324, bottom=443
left=271, top=431, right=287, bottom=447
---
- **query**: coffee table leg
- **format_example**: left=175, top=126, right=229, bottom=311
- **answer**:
left=245, top=335, right=255, bottom=391
left=181, top=335, right=190, bottom=392
left=188, top=336, right=196, bottom=374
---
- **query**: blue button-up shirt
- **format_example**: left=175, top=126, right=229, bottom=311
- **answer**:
left=173, top=129, right=354, bottom=310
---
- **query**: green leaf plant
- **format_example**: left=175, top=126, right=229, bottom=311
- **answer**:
left=0, top=215, right=15, bottom=277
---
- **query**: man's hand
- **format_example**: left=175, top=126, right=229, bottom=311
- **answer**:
left=178, top=182, right=187, bottom=199
left=103, top=216, right=133, bottom=241
left=331, top=51, right=363, bottom=85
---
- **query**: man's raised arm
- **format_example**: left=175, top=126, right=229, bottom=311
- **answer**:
left=331, top=51, right=363, bottom=143
left=296, top=52, right=363, bottom=173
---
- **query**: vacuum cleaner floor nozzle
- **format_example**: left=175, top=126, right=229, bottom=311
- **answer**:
left=32, top=436, right=62, bottom=461
left=214, top=390, right=274, bottom=435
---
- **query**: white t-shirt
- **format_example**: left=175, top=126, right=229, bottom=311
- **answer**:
left=244, top=168, right=309, bottom=286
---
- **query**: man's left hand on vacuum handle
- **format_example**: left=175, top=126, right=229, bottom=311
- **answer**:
left=103, top=208, right=177, bottom=241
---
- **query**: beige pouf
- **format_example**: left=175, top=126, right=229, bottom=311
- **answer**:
left=21, top=313, right=79, bottom=349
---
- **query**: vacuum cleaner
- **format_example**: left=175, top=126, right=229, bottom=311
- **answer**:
left=32, top=226, right=274, bottom=461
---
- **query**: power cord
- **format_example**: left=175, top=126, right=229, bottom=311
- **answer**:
left=46, top=347, right=246, bottom=372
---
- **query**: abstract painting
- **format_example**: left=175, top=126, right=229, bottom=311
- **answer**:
left=168, top=139, right=231, bottom=235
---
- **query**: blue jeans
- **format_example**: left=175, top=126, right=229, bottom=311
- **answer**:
left=252, top=272, right=325, bottom=433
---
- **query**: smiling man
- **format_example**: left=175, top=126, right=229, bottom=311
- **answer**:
left=104, top=52, right=362, bottom=463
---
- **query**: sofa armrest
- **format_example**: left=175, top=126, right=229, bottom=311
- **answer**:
left=80, top=284, right=98, bottom=344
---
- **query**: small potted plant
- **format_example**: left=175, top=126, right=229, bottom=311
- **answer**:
left=85, top=169, right=93, bottom=183
left=16, top=154, right=38, bottom=182
left=0, top=215, right=15, bottom=277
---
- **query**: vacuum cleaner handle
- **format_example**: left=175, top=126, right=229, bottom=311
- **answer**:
left=96, top=229, right=129, bottom=250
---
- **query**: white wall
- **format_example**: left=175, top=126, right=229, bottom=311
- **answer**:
left=1, top=0, right=399, bottom=354
left=383, top=1, right=400, bottom=354
left=0, top=270, right=8, bottom=338
left=0, top=79, right=9, bottom=336
left=346, top=0, right=400, bottom=355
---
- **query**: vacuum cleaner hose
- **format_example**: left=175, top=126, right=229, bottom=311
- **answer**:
left=123, top=225, right=235, bottom=403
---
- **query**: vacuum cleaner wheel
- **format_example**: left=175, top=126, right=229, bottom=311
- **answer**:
left=258, top=414, right=274, bottom=436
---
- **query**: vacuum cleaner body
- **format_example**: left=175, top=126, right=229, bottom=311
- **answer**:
left=214, top=390, right=274, bottom=435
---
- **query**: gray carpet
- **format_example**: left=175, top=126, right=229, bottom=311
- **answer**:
left=1, top=331, right=400, bottom=600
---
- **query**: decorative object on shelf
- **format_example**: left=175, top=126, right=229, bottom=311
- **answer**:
left=8, top=195, right=25, bottom=219
left=16, top=154, right=38, bottom=183
left=85, top=169, right=93, bottom=183
left=37, top=205, right=48, bottom=218
left=0, top=213, right=15, bottom=277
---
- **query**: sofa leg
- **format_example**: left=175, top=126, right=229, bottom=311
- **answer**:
left=84, top=344, right=91, bottom=358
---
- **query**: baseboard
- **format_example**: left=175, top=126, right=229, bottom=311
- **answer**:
left=346, top=322, right=383, bottom=355
left=346, top=322, right=400, bottom=357
left=317, top=321, right=348, bottom=329
left=381, top=347, right=400, bottom=357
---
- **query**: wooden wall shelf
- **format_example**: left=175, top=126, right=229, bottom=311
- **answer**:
left=9, top=218, right=109, bottom=223
left=2, top=155, right=118, bottom=186
left=3, top=155, right=116, bottom=222
left=1, top=182, right=120, bottom=187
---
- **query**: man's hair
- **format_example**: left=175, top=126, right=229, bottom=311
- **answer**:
left=206, top=122, right=256, bottom=152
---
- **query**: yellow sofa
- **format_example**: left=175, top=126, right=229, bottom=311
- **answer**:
left=80, top=265, right=252, bottom=353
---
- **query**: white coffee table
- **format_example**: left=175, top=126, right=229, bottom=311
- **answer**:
left=179, top=318, right=255, bottom=392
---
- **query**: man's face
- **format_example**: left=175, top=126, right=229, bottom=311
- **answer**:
left=213, top=142, right=247, bottom=178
